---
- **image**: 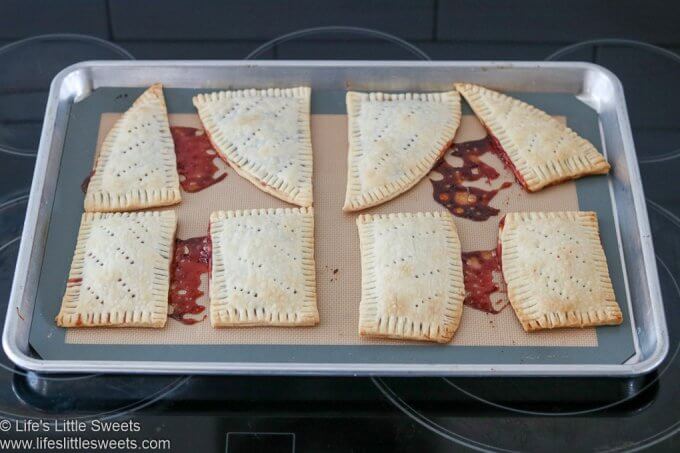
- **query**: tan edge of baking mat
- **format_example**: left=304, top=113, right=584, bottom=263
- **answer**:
left=66, top=113, right=597, bottom=347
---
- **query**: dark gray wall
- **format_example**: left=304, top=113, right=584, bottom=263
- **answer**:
left=1, top=0, right=678, bottom=60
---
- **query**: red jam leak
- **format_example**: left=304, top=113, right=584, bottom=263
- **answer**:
left=171, top=126, right=227, bottom=192
left=486, top=133, right=529, bottom=190
left=169, top=235, right=211, bottom=325
left=431, top=137, right=512, bottom=221
left=462, top=249, right=508, bottom=314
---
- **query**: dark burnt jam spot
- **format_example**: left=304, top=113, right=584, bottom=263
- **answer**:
left=81, top=170, right=95, bottom=193
left=462, top=249, right=508, bottom=314
left=430, top=136, right=512, bottom=221
left=169, top=235, right=211, bottom=325
left=171, top=126, right=228, bottom=193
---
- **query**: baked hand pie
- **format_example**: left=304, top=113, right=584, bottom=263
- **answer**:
left=84, top=83, right=181, bottom=212
left=343, top=91, right=461, bottom=211
left=455, top=83, right=610, bottom=192
left=193, top=87, right=313, bottom=207
left=499, top=211, right=622, bottom=331
left=209, top=207, right=319, bottom=326
left=356, top=212, right=465, bottom=343
left=56, top=210, right=177, bottom=328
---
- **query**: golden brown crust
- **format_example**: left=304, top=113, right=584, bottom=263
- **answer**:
left=343, top=91, right=461, bottom=211
left=356, top=211, right=465, bottom=343
left=455, top=83, right=610, bottom=192
left=193, top=87, right=313, bottom=207
left=84, top=83, right=181, bottom=212
left=499, top=211, right=622, bottom=331
left=56, top=210, right=176, bottom=328
left=209, top=207, right=319, bottom=326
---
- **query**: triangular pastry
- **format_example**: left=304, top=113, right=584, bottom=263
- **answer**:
left=56, top=210, right=176, bottom=328
left=344, top=91, right=461, bottom=211
left=455, top=83, right=610, bottom=192
left=193, top=87, right=313, bottom=207
left=84, top=83, right=181, bottom=212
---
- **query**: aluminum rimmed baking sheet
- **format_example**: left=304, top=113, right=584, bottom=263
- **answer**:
left=2, top=61, right=668, bottom=375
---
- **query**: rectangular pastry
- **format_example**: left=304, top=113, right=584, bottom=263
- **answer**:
left=499, top=211, right=623, bottom=331
left=56, top=210, right=176, bottom=327
left=209, top=207, right=319, bottom=326
left=356, top=212, right=465, bottom=343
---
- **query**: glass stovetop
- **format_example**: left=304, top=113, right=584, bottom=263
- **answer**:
left=0, top=34, right=678, bottom=452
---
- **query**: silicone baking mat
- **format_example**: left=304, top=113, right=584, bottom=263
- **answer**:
left=28, top=88, right=636, bottom=364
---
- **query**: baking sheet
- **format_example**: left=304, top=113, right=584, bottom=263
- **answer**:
left=28, top=87, right=635, bottom=365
